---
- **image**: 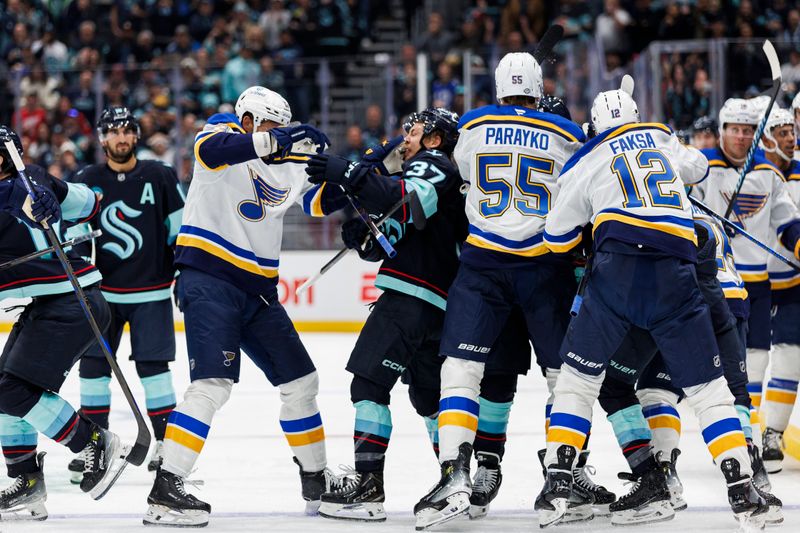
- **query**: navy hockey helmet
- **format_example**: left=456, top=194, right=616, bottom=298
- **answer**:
left=692, top=116, right=719, bottom=135
left=537, top=95, right=572, bottom=121
left=97, top=106, right=141, bottom=140
left=417, top=107, right=460, bottom=154
left=0, top=124, right=23, bottom=175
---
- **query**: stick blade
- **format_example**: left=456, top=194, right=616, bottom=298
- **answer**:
left=620, top=75, right=635, bottom=96
left=3, top=140, right=24, bottom=171
left=533, top=24, right=564, bottom=64
left=763, top=40, right=781, bottom=82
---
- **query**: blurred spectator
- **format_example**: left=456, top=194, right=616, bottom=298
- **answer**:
left=260, top=0, right=292, bottom=51
left=138, top=132, right=175, bottom=166
left=414, top=12, right=454, bottom=67
left=312, top=0, right=354, bottom=56
left=362, top=104, right=385, bottom=147
left=629, top=0, right=661, bottom=54
left=221, top=29, right=260, bottom=102
left=132, top=30, right=157, bottom=64
left=165, top=25, right=198, bottom=60
left=432, top=61, right=459, bottom=109
left=259, top=55, right=285, bottom=93
left=338, top=125, right=365, bottom=161
left=595, top=0, right=632, bottom=60
left=19, top=63, right=60, bottom=110
left=552, top=0, right=593, bottom=40
left=782, top=49, right=800, bottom=94
left=3, top=22, right=30, bottom=67
left=394, top=62, right=417, bottom=120
left=499, top=0, right=546, bottom=48
left=16, top=92, right=47, bottom=143
left=149, top=0, right=183, bottom=49
left=60, top=0, right=98, bottom=39
left=32, top=27, right=69, bottom=74
left=189, top=0, right=216, bottom=43
left=658, top=2, right=696, bottom=40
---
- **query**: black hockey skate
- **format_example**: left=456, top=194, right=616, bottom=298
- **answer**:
left=0, top=452, right=47, bottom=521
left=414, top=443, right=472, bottom=531
left=535, top=447, right=592, bottom=527
left=754, top=484, right=784, bottom=525
left=535, top=445, right=589, bottom=528
left=721, top=457, right=768, bottom=530
left=657, top=449, right=686, bottom=511
left=609, top=465, right=674, bottom=526
left=319, top=470, right=386, bottom=522
left=468, top=451, right=502, bottom=519
left=148, top=440, right=165, bottom=472
left=80, top=425, right=131, bottom=500
left=761, top=428, right=784, bottom=475
left=572, top=450, right=615, bottom=516
left=747, top=441, right=772, bottom=493
left=294, top=456, right=345, bottom=515
left=68, top=454, right=84, bottom=484
left=143, top=467, right=210, bottom=528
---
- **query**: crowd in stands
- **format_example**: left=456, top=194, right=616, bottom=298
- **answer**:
left=5, top=0, right=800, bottom=186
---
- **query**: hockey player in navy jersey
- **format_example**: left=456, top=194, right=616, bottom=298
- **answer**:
left=143, top=86, right=347, bottom=528
left=64, top=107, right=185, bottom=481
left=0, top=125, right=131, bottom=519
left=690, top=99, right=800, bottom=451
left=539, top=80, right=773, bottom=529
left=756, top=108, right=800, bottom=474
left=409, top=53, right=586, bottom=530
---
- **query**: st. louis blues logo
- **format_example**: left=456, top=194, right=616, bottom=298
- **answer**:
left=237, top=167, right=291, bottom=222
left=721, top=191, right=768, bottom=220
left=101, top=200, right=143, bottom=260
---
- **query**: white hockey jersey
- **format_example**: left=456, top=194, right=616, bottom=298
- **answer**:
left=768, top=158, right=800, bottom=296
left=453, top=105, right=585, bottom=267
left=175, top=113, right=340, bottom=294
left=690, top=148, right=800, bottom=283
left=544, top=122, right=708, bottom=262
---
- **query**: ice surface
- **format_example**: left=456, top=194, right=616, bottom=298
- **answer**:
left=2, top=332, right=798, bottom=532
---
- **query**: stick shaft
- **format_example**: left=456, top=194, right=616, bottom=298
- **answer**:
left=0, top=230, right=101, bottom=271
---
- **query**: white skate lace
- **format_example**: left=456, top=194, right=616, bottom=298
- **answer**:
left=617, top=476, right=642, bottom=504
left=573, top=464, right=602, bottom=491
left=1, top=475, right=24, bottom=498
left=763, top=430, right=784, bottom=451
left=473, top=465, right=498, bottom=494
left=331, top=465, right=358, bottom=492
left=82, top=442, right=96, bottom=475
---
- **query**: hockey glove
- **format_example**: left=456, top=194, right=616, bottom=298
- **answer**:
left=305, top=154, right=363, bottom=194
left=341, top=217, right=384, bottom=262
left=360, top=136, right=405, bottom=175
left=271, top=125, right=331, bottom=157
left=8, top=178, right=61, bottom=229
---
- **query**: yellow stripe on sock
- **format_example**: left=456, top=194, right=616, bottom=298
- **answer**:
left=165, top=425, right=205, bottom=453
left=707, top=432, right=747, bottom=459
left=750, top=394, right=762, bottom=408
left=647, top=415, right=682, bottom=433
left=285, top=427, right=325, bottom=447
left=765, top=390, right=797, bottom=404
left=546, top=428, right=586, bottom=449
left=438, top=412, right=478, bottom=432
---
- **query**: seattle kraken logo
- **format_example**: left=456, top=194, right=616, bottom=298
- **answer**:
left=100, top=200, right=143, bottom=259
left=237, top=167, right=291, bottom=222
left=722, top=191, right=768, bottom=220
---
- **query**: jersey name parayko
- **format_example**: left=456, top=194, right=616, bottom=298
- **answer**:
left=453, top=105, right=585, bottom=267
left=691, top=148, right=800, bottom=282
left=544, top=123, right=709, bottom=261
left=175, top=116, right=334, bottom=295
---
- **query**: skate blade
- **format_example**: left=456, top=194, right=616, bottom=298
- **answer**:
left=318, top=501, right=387, bottom=522
left=414, top=492, right=470, bottom=531
left=611, top=500, right=675, bottom=526
left=561, top=504, right=594, bottom=524
left=0, top=501, right=48, bottom=521
left=304, top=500, right=321, bottom=516
left=670, top=496, right=688, bottom=512
left=69, top=470, right=83, bottom=484
left=468, top=503, right=488, bottom=520
left=537, top=498, right=567, bottom=529
left=763, top=460, right=782, bottom=475
left=592, top=502, right=612, bottom=517
left=143, top=504, right=209, bottom=528
left=734, top=511, right=766, bottom=532
left=90, top=444, right=132, bottom=501
left=764, top=504, right=783, bottom=526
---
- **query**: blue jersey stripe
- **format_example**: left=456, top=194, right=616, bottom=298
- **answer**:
left=179, top=225, right=279, bottom=267
left=468, top=224, right=544, bottom=249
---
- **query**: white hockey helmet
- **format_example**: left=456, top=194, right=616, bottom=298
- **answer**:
left=495, top=52, right=543, bottom=101
left=792, top=92, right=800, bottom=114
left=235, top=86, right=292, bottom=128
left=760, top=107, right=795, bottom=162
left=718, top=98, right=760, bottom=131
left=590, top=75, right=640, bottom=134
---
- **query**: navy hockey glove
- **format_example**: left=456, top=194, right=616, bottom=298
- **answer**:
left=360, top=136, right=404, bottom=175
left=305, top=154, right=363, bottom=193
left=271, top=125, right=331, bottom=157
left=341, top=217, right=384, bottom=262
left=8, top=178, right=61, bottom=229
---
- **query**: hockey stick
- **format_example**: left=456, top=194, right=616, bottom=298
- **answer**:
left=0, top=229, right=102, bottom=271
left=690, top=196, right=800, bottom=272
left=4, top=141, right=151, bottom=466
left=532, top=24, right=564, bottom=64
left=296, top=190, right=419, bottom=295
left=723, top=40, right=781, bottom=219
left=346, top=193, right=398, bottom=259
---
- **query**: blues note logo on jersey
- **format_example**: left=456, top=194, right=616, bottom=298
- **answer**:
left=722, top=191, right=768, bottom=220
left=237, top=167, right=291, bottom=222
left=100, top=200, right=143, bottom=260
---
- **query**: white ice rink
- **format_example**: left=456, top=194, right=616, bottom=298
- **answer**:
left=3, top=331, right=800, bottom=532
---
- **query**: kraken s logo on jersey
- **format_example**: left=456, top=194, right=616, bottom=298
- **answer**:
left=721, top=191, right=769, bottom=220
left=237, top=167, right=291, bottom=222
left=100, top=200, right=143, bottom=259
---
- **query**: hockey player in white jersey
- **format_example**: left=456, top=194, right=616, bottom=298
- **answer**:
left=757, top=107, right=800, bottom=474
left=690, top=99, right=800, bottom=449
left=143, top=86, right=347, bottom=527
left=539, top=80, right=768, bottom=529
left=412, top=52, right=586, bottom=530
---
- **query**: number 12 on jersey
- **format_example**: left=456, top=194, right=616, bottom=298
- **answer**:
left=476, top=153, right=554, bottom=218
left=611, top=149, right=683, bottom=209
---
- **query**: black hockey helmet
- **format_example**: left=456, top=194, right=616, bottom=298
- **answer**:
left=403, top=112, right=421, bottom=134
left=692, top=116, right=718, bottom=135
left=97, top=106, right=141, bottom=139
left=538, top=95, right=572, bottom=121
left=0, top=124, right=23, bottom=175
left=417, top=107, right=460, bottom=154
